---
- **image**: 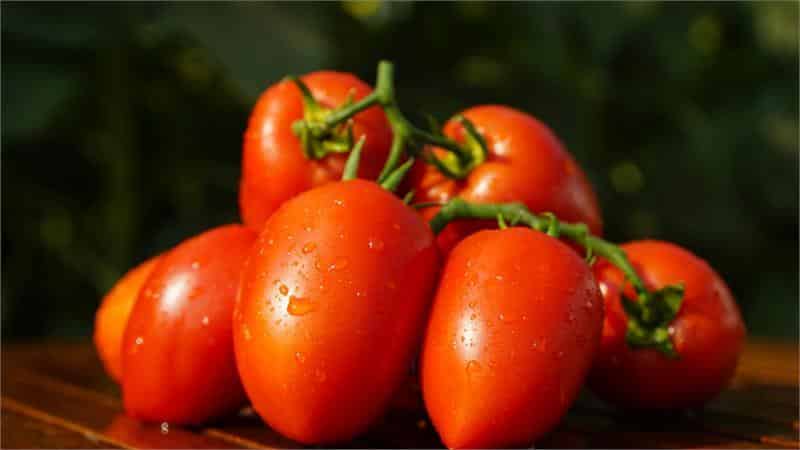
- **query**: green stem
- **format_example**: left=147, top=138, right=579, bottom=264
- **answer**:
left=293, top=60, right=486, bottom=179
left=342, top=136, right=366, bottom=181
left=430, top=198, right=686, bottom=357
left=380, top=157, right=415, bottom=192
left=430, top=199, right=646, bottom=295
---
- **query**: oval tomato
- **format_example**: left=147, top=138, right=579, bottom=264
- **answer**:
left=240, top=71, right=393, bottom=230
left=421, top=227, right=603, bottom=448
left=411, top=105, right=602, bottom=253
left=122, top=225, right=256, bottom=425
left=589, top=240, right=746, bottom=410
left=234, top=179, right=440, bottom=444
left=94, top=256, right=159, bottom=382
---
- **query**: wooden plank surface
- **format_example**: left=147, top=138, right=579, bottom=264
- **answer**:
left=2, top=339, right=798, bottom=449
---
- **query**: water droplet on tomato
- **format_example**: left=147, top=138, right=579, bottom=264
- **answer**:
left=368, top=238, right=384, bottom=251
left=279, top=284, right=289, bottom=296
left=466, top=360, right=482, bottom=374
left=242, top=325, right=252, bottom=341
left=328, top=258, right=348, bottom=271
left=267, top=239, right=274, bottom=246
left=135, top=336, right=144, bottom=346
left=585, top=300, right=593, bottom=309
left=295, top=352, right=306, bottom=364
left=557, top=351, right=564, bottom=359
left=201, top=316, right=209, bottom=326
left=287, top=296, right=314, bottom=316
left=494, top=274, right=504, bottom=281
left=304, top=226, right=312, bottom=232
left=334, top=199, right=344, bottom=206
left=191, top=261, right=200, bottom=270
left=302, top=242, right=316, bottom=254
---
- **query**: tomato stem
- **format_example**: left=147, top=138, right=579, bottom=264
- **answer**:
left=342, top=136, right=366, bottom=181
left=430, top=198, right=685, bottom=357
left=291, top=61, right=488, bottom=180
left=379, top=157, right=415, bottom=192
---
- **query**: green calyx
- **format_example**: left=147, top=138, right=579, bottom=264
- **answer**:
left=288, top=76, right=357, bottom=160
left=429, top=197, right=686, bottom=358
left=622, top=284, right=685, bottom=358
left=422, top=115, right=487, bottom=180
left=289, top=61, right=489, bottom=180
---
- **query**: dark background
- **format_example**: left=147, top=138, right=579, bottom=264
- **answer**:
left=2, top=2, right=797, bottom=339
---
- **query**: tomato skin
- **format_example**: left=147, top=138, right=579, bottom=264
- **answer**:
left=234, top=179, right=440, bottom=444
left=121, top=225, right=257, bottom=425
left=240, top=71, right=393, bottom=230
left=94, top=257, right=159, bottom=382
left=411, top=105, right=602, bottom=253
left=421, top=227, right=603, bottom=448
left=589, top=240, right=746, bottom=410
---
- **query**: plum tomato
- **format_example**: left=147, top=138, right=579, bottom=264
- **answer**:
left=410, top=105, right=602, bottom=253
left=121, top=225, right=256, bottom=425
left=234, top=179, right=440, bottom=444
left=589, top=240, right=746, bottom=410
left=421, top=227, right=603, bottom=448
left=240, top=71, right=392, bottom=230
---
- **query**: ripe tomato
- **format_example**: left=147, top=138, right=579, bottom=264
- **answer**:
left=122, top=225, right=256, bottom=425
left=94, top=256, right=159, bottom=382
left=234, top=179, right=440, bottom=444
left=240, top=72, right=393, bottom=230
left=421, top=227, right=603, bottom=448
left=589, top=240, right=746, bottom=410
left=411, top=105, right=602, bottom=253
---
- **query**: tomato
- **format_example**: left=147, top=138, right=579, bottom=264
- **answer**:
left=240, top=71, right=393, bottom=230
left=589, top=240, right=746, bottom=410
left=94, top=256, right=159, bottom=382
left=420, top=227, right=603, bottom=448
left=410, top=105, right=602, bottom=253
left=121, top=225, right=257, bottom=425
left=234, top=179, right=440, bottom=444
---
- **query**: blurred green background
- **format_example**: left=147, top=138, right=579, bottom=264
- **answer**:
left=2, top=2, right=797, bottom=339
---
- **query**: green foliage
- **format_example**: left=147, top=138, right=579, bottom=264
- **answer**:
left=2, top=2, right=797, bottom=338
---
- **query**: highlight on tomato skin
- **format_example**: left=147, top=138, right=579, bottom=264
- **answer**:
left=234, top=179, right=441, bottom=445
left=421, top=227, right=604, bottom=449
left=589, top=240, right=747, bottom=411
left=410, top=104, right=603, bottom=254
left=121, top=224, right=257, bottom=426
left=239, top=71, right=393, bottom=231
left=94, top=256, right=160, bottom=383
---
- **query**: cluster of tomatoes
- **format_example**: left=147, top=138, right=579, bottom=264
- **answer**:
left=94, top=61, right=746, bottom=448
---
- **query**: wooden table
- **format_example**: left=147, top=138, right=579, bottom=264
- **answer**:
left=2, top=340, right=798, bottom=448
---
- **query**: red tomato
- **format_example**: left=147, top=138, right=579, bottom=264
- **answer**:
left=122, top=225, right=256, bottom=425
left=589, top=240, right=746, bottom=410
left=94, top=256, right=159, bottom=382
left=411, top=105, right=602, bottom=253
left=234, top=179, right=440, bottom=444
left=421, top=227, right=603, bottom=448
left=240, top=72, right=393, bottom=230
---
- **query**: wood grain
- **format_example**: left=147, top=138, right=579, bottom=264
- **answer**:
left=2, top=339, right=797, bottom=449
